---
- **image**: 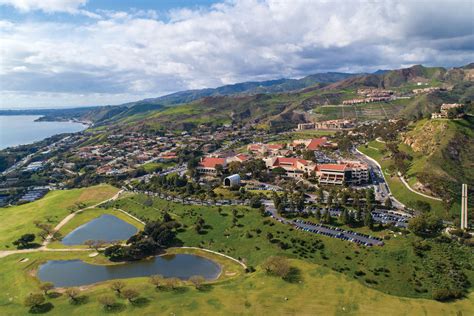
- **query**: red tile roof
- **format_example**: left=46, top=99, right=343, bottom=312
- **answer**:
left=306, top=137, right=327, bottom=150
left=273, top=157, right=310, bottom=169
left=235, top=154, right=250, bottom=161
left=199, top=157, right=226, bottom=169
left=267, top=144, right=284, bottom=150
left=318, top=163, right=347, bottom=171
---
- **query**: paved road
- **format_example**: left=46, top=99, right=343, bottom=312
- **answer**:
left=353, top=147, right=406, bottom=210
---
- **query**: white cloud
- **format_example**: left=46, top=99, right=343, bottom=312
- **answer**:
left=0, top=0, right=473, bottom=108
left=0, top=0, right=87, bottom=13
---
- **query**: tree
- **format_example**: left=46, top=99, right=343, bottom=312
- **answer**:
left=163, top=212, right=173, bottom=222
left=39, top=282, right=54, bottom=296
left=249, top=196, right=262, bottom=208
left=65, top=288, right=80, bottom=303
left=302, top=150, right=315, bottom=161
left=98, top=295, right=116, bottom=310
left=271, top=167, right=287, bottom=176
left=384, top=198, right=392, bottom=208
left=364, top=211, right=374, bottom=230
left=149, top=274, right=164, bottom=289
left=261, top=256, right=291, bottom=278
left=165, top=277, right=180, bottom=290
left=315, top=209, right=321, bottom=221
left=122, top=288, right=139, bottom=303
left=408, top=214, right=443, bottom=237
left=189, top=275, right=205, bottom=290
left=340, top=209, right=350, bottom=225
left=215, top=164, right=224, bottom=176
left=110, top=281, right=125, bottom=296
left=326, top=193, right=333, bottom=207
left=24, top=293, right=45, bottom=310
left=317, top=188, right=324, bottom=203
left=365, top=189, right=375, bottom=205
left=322, top=210, right=332, bottom=224
left=13, top=233, right=36, bottom=249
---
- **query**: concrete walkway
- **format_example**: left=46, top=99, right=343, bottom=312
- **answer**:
left=179, top=246, right=247, bottom=269
left=42, top=189, right=124, bottom=247
left=398, top=175, right=442, bottom=201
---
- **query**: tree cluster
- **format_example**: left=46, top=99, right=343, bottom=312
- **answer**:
left=104, top=219, right=180, bottom=261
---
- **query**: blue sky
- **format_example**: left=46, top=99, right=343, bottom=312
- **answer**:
left=0, top=0, right=473, bottom=109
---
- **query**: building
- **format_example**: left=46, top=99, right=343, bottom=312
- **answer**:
left=342, top=96, right=391, bottom=105
left=316, top=162, right=369, bottom=185
left=314, top=119, right=354, bottom=130
left=227, top=153, right=250, bottom=163
left=297, top=123, right=316, bottom=130
left=224, top=174, right=241, bottom=187
left=291, top=137, right=328, bottom=151
left=357, top=88, right=394, bottom=97
left=247, top=143, right=286, bottom=156
left=265, top=156, right=368, bottom=184
left=431, top=103, right=464, bottom=119
left=197, top=157, right=227, bottom=175
left=413, top=87, right=444, bottom=94
left=23, top=161, right=44, bottom=172
left=265, top=157, right=313, bottom=178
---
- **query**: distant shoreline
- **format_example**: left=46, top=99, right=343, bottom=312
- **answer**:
left=0, top=115, right=88, bottom=150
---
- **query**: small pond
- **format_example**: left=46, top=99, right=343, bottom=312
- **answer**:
left=37, top=254, right=222, bottom=287
left=61, top=214, right=138, bottom=246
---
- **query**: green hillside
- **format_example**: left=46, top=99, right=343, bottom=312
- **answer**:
left=402, top=117, right=474, bottom=200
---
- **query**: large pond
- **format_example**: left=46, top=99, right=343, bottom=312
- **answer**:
left=37, top=254, right=222, bottom=287
left=61, top=214, right=138, bottom=245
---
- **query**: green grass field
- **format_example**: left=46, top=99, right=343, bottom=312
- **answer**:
left=112, top=194, right=473, bottom=300
left=0, top=185, right=119, bottom=250
left=0, top=250, right=472, bottom=315
left=141, top=161, right=176, bottom=173
left=0, top=189, right=473, bottom=315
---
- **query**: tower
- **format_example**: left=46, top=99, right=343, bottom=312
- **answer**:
left=461, top=184, right=468, bottom=230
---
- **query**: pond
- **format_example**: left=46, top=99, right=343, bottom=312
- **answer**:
left=61, top=214, right=138, bottom=246
left=37, top=254, right=222, bottom=287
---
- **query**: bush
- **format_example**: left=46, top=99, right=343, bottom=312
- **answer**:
left=432, top=288, right=464, bottom=301
left=261, top=256, right=291, bottom=278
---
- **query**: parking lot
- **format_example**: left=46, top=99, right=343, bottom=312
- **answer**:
left=264, top=200, right=386, bottom=247
left=292, top=219, right=384, bottom=246
left=304, top=207, right=410, bottom=228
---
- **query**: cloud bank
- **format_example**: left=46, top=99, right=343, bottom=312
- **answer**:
left=0, top=0, right=473, bottom=108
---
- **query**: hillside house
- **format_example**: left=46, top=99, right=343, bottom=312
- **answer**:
left=197, top=157, right=227, bottom=175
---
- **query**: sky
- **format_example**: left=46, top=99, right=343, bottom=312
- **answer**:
left=0, top=0, right=473, bottom=109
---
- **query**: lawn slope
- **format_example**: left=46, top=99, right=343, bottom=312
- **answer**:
left=0, top=185, right=119, bottom=250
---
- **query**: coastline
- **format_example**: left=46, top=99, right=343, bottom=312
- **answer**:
left=0, top=115, right=89, bottom=151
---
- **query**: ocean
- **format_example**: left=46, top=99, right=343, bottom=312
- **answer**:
left=0, top=115, right=87, bottom=150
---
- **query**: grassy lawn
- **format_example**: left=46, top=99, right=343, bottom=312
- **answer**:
left=213, top=187, right=239, bottom=200
left=290, top=130, right=337, bottom=138
left=0, top=251, right=472, bottom=315
left=0, top=191, right=472, bottom=315
left=111, top=194, right=474, bottom=300
left=0, top=185, right=119, bottom=250
left=358, top=142, right=448, bottom=216
left=47, top=208, right=144, bottom=249
left=141, top=161, right=176, bottom=173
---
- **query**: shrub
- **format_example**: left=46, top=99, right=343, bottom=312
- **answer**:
left=261, top=256, right=291, bottom=278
